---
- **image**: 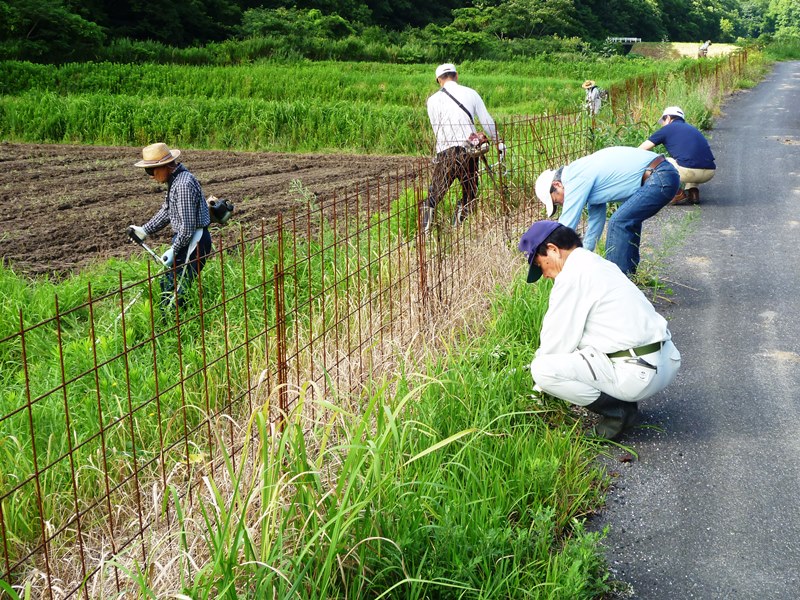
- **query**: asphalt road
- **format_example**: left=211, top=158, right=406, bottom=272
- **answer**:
left=591, top=61, right=800, bottom=598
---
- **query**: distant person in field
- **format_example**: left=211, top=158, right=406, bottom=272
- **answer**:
left=698, top=40, right=711, bottom=57
left=518, top=221, right=681, bottom=440
left=534, top=146, right=679, bottom=276
left=127, top=142, right=212, bottom=308
left=582, top=80, right=602, bottom=115
left=639, top=106, right=716, bottom=205
left=423, top=63, right=504, bottom=233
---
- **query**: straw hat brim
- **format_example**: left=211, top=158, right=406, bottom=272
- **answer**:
left=582, top=80, right=596, bottom=89
left=134, top=149, right=181, bottom=168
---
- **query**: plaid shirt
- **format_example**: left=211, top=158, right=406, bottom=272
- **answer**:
left=143, top=164, right=211, bottom=252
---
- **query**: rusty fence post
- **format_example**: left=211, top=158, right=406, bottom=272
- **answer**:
left=273, top=221, right=289, bottom=427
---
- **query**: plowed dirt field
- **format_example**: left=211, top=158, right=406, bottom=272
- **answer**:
left=0, top=142, right=418, bottom=276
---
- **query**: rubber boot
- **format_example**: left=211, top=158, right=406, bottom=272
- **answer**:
left=421, top=206, right=435, bottom=235
left=687, top=187, right=700, bottom=204
left=451, top=203, right=469, bottom=226
left=585, top=393, right=638, bottom=441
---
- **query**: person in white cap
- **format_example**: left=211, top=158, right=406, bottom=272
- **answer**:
left=517, top=220, right=681, bottom=440
left=639, top=106, right=716, bottom=205
left=422, top=63, right=504, bottom=233
left=534, top=146, right=680, bottom=276
left=128, top=142, right=212, bottom=308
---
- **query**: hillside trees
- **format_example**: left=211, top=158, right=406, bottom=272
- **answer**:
left=765, top=0, right=800, bottom=35
left=0, top=0, right=798, bottom=63
left=0, top=0, right=105, bottom=61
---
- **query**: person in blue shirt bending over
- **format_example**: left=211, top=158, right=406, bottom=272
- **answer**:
left=639, top=106, right=716, bottom=205
left=535, top=146, right=680, bottom=276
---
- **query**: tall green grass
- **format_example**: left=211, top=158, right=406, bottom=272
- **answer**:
left=763, top=35, right=800, bottom=60
left=107, top=278, right=610, bottom=599
left=0, top=57, right=690, bottom=154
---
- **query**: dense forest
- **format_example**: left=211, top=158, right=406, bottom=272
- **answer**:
left=1, top=0, right=799, bottom=63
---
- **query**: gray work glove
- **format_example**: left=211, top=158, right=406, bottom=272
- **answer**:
left=161, top=247, right=175, bottom=268
left=127, top=225, right=147, bottom=243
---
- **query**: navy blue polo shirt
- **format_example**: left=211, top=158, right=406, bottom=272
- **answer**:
left=648, top=119, right=716, bottom=169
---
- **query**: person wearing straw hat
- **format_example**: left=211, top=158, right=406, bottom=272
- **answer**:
left=128, top=142, right=212, bottom=308
left=582, top=80, right=602, bottom=115
left=422, top=63, right=503, bottom=233
left=534, top=146, right=680, bottom=276
left=639, top=106, right=716, bottom=205
left=517, top=220, right=681, bottom=440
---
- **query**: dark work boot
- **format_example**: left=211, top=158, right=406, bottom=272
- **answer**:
left=687, top=187, right=700, bottom=204
left=669, top=189, right=687, bottom=205
left=585, top=393, right=639, bottom=441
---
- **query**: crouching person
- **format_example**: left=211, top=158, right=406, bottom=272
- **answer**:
left=518, top=221, right=681, bottom=440
left=128, top=143, right=212, bottom=309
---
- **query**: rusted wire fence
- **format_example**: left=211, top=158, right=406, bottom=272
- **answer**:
left=0, top=49, right=755, bottom=598
left=0, top=112, right=592, bottom=598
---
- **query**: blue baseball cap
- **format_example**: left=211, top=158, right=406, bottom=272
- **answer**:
left=518, top=221, right=561, bottom=283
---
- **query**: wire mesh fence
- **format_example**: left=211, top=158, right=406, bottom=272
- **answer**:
left=0, top=50, right=754, bottom=597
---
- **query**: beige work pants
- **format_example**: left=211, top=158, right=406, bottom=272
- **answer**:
left=666, top=157, right=715, bottom=190
left=530, top=340, right=681, bottom=407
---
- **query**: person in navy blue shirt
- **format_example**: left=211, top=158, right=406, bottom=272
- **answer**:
left=639, top=106, right=716, bottom=205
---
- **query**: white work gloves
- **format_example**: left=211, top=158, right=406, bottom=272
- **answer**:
left=161, top=247, right=175, bottom=268
left=497, top=141, right=506, bottom=163
left=127, top=225, right=147, bottom=243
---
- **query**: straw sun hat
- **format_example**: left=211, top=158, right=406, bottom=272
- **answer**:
left=134, top=142, right=181, bottom=168
left=581, top=80, right=596, bottom=89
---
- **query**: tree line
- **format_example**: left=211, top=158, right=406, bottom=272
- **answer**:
left=1, top=0, right=798, bottom=63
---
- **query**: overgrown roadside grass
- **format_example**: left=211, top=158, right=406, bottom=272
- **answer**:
left=103, top=272, right=611, bottom=599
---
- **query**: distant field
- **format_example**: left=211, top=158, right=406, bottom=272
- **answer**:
left=0, top=57, right=689, bottom=155
left=630, top=41, right=740, bottom=60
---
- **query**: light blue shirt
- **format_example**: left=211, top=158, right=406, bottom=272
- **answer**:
left=557, top=147, right=659, bottom=251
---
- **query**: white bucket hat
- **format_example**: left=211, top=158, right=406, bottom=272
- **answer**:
left=435, top=63, right=457, bottom=79
left=661, top=106, right=685, bottom=120
left=134, top=142, right=181, bottom=168
left=535, top=169, right=556, bottom=217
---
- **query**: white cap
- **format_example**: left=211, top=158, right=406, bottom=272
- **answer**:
left=535, top=169, right=556, bottom=217
left=435, top=63, right=457, bottom=79
left=661, top=106, right=685, bottom=120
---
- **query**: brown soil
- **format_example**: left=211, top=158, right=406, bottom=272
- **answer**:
left=0, top=142, right=419, bottom=277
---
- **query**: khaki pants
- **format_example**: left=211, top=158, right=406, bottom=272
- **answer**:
left=667, top=157, right=715, bottom=190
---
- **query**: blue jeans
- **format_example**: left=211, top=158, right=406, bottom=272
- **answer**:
left=605, top=162, right=680, bottom=274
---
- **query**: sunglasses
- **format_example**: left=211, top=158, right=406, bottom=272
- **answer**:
left=144, top=166, right=156, bottom=176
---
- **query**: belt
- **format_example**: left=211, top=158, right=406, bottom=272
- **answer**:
left=641, top=155, right=666, bottom=185
left=607, top=341, right=663, bottom=359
